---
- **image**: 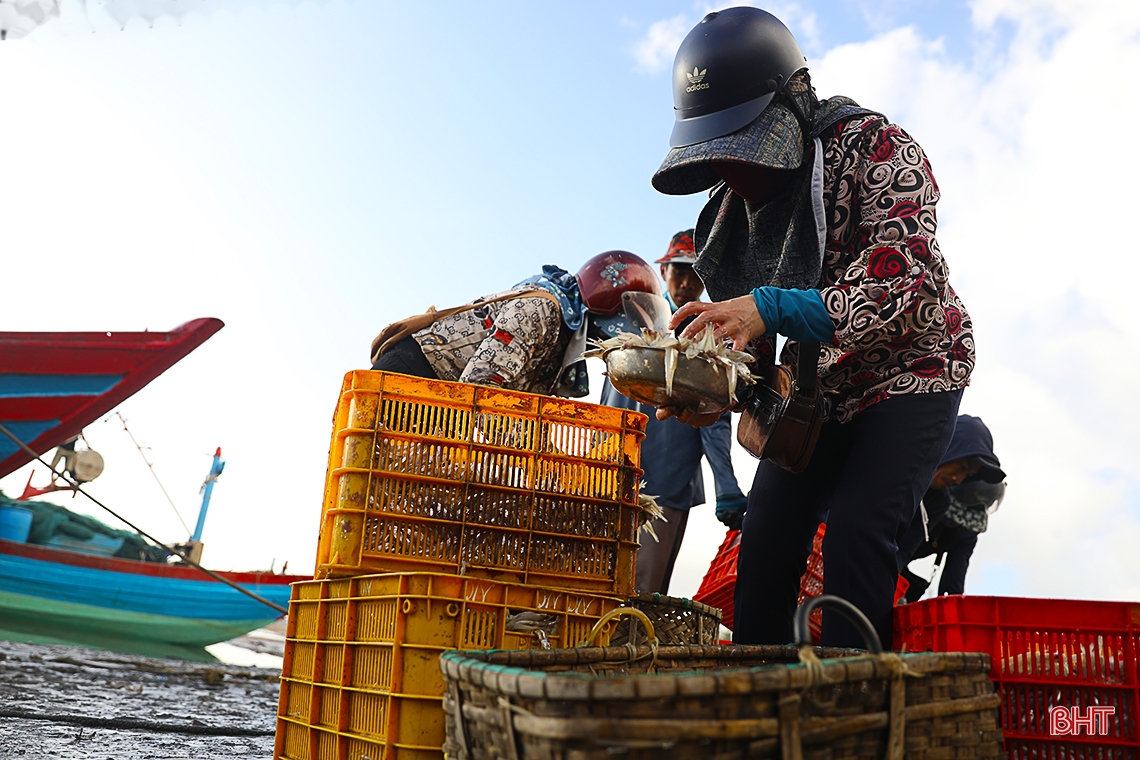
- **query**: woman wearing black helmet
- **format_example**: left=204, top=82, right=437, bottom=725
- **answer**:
left=369, top=251, right=660, bottom=397
left=652, top=7, right=975, bottom=649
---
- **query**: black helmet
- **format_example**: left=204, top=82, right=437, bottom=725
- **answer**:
left=669, top=7, right=807, bottom=148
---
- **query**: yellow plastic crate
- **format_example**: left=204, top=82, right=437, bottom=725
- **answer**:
left=315, top=371, right=647, bottom=596
left=273, top=572, right=621, bottom=760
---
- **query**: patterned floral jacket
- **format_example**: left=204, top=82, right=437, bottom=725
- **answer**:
left=412, top=287, right=573, bottom=395
left=802, top=114, right=975, bottom=422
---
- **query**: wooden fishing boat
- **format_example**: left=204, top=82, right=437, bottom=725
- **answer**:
left=0, top=537, right=299, bottom=649
left=0, top=317, right=224, bottom=478
left=0, top=318, right=307, bottom=656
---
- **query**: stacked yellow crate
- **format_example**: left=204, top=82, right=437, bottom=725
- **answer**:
left=275, top=371, right=647, bottom=760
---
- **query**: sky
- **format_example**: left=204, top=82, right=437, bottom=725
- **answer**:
left=1, top=0, right=1138, bottom=605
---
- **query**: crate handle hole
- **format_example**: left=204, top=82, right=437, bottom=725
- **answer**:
left=446, top=602, right=460, bottom=617
left=402, top=599, right=416, bottom=615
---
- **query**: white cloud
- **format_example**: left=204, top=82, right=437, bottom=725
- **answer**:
left=631, top=13, right=689, bottom=73
left=3, top=0, right=338, bottom=37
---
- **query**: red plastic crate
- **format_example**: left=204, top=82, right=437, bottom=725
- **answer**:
left=694, top=523, right=907, bottom=643
left=895, top=595, right=1140, bottom=758
left=692, top=529, right=741, bottom=629
left=693, top=524, right=827, bottom=636
left=796, top=524, right=827, bottom=643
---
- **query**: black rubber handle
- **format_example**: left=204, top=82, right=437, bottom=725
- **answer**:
left=793, top=594, right=883, bottom=654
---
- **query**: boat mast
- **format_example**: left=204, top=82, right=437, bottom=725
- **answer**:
left=186, top=447, right=224, bottom=564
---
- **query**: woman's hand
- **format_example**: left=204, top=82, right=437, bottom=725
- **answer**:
left=670, top=294, right=766, bottom=350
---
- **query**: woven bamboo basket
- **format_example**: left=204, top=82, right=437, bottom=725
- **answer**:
left=610, top=591, right=723, bottom=646
left=440, top=602, right=1002, bottom=760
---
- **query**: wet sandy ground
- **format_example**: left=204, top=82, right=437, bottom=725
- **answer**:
left=0, top=636, right=284, bottom=760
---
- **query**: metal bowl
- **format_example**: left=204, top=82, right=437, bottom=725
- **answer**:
left=603, top=345, right=732, bottom=414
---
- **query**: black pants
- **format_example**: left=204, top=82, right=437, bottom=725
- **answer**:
left=733, top=390, right=962, bottom=650
left=371, top=336, right=439, bottom=379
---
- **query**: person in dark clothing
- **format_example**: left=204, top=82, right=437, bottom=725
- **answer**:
left=648, top=8, right=974, bottom=649
left=898, top=415, right=1006, bottom=601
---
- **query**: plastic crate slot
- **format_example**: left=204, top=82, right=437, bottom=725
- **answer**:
left=294, top=604, right=320, bottom=640
left=472, top=411, right=535, bottom=450
left=314, top=730, right=336, bottom=760
left=1002, top=683, right=1133, bottom=740
left=531, top=535, right=615, bottom=579
left=345, top=737, right=383, bottom=760
left=316, top=685, right=340, bottom=728
left=376, top=437, right=468, bottom=481
left=460, top=606, right=498, bottom=649
left=290, top=642, right=316, bottom=681
left=371, top=478, right=464, bottom=521
left=347, top=691, right=386, bottom=738
left=325, top=601, right=348, bottom=641
left=356, top=599, right=397, bottom=642
left=319, top=644, right=344, bottom=685
left=564, top=617, right=595, bottom=647
left=279, top=722, right=309, bottom=760
left=362, top=517, right=461, bottom=563
left=460, top=528, right=529, bottom=570
left=531, top=496, right=617, bottom=539
left=536, top=459, right=618, bottom=500
left=463, top=487, right=531, bottom=529
left=284, top=681, right=311, bottom=720
left=469, top=450, right=531, bottom=489
left=351, top=645, right=393, bottom=691
left=541, top=421, right=620, bottom=462
left=1006, top=742, right=1137, bottom=760
left=381, top=397, right=471, bottom=442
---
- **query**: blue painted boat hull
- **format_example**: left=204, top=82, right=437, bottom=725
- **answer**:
left=0, top=538, right=305, bottom=650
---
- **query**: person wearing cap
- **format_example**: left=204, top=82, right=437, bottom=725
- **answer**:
left=598, top=230, right=749, bottom=594
left=650, top=7, right=975, bottom=649
left=898, top=416, right=1006, bottom=601
left=369, top=251, right=661, bottom=397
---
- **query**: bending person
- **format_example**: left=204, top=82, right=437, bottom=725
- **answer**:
left=898, top=415, right=1006, bottom=601
left=370, top=251, right=660, bottom=397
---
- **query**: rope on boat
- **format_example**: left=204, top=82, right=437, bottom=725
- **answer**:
left=0, top=708, right=275, bottom=737
left=110, top=411, right=193, bottom=536
left=0, top=422, right=288, bottom=616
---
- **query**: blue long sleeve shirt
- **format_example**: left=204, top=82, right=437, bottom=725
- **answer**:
left=751, top=287, right=835, bottom=343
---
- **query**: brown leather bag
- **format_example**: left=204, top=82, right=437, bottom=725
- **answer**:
left=736, top=341, right=826, bottom=474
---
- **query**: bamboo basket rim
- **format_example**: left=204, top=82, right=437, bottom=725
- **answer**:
left=439, top=645, right=993, bottom=701
left=626, top=591, right=723, bottom=621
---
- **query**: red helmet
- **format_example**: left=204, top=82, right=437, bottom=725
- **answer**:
left=575, top=251, right=661, bottom=316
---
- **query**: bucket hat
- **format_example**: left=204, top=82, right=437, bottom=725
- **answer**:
left=653, top=96, right=805, bottom=197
